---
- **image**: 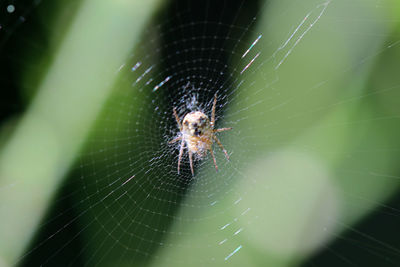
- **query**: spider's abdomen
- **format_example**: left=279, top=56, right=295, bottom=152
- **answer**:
left=182, top=111, right=213, bottom=157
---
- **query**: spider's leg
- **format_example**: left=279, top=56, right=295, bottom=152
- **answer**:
left=209, top=147, right=218, bottom=172
left=189, top=151, right=194, bottom=176
left=211, top=94, right=217, bottom=128
left=213, top=135, right=229, bottom=160
left=169, top=136, right=182, bottom=144
left=173, top=108, right=182, bottom=130
left=214, top=127, right=232, bottom=133
left=177, top=139, right=184, bottom=174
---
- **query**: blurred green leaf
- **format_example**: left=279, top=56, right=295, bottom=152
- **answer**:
left=0, top=0, right=161, bottom=265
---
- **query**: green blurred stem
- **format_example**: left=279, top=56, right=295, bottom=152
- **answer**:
left=0, top=0, right=160, bottom=265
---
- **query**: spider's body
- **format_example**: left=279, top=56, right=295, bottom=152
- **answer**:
left=182, top=111, right=212, bottom=157
left=169, top=95, right=231, bottom=175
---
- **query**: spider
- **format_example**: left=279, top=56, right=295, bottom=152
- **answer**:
left=169, top=94, right=232, bottom=175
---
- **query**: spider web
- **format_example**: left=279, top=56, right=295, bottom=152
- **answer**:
left=1, top=0, right=400, bottom=266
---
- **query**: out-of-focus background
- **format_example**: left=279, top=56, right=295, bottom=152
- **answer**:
left=0, top=0, right=400, bottom=266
